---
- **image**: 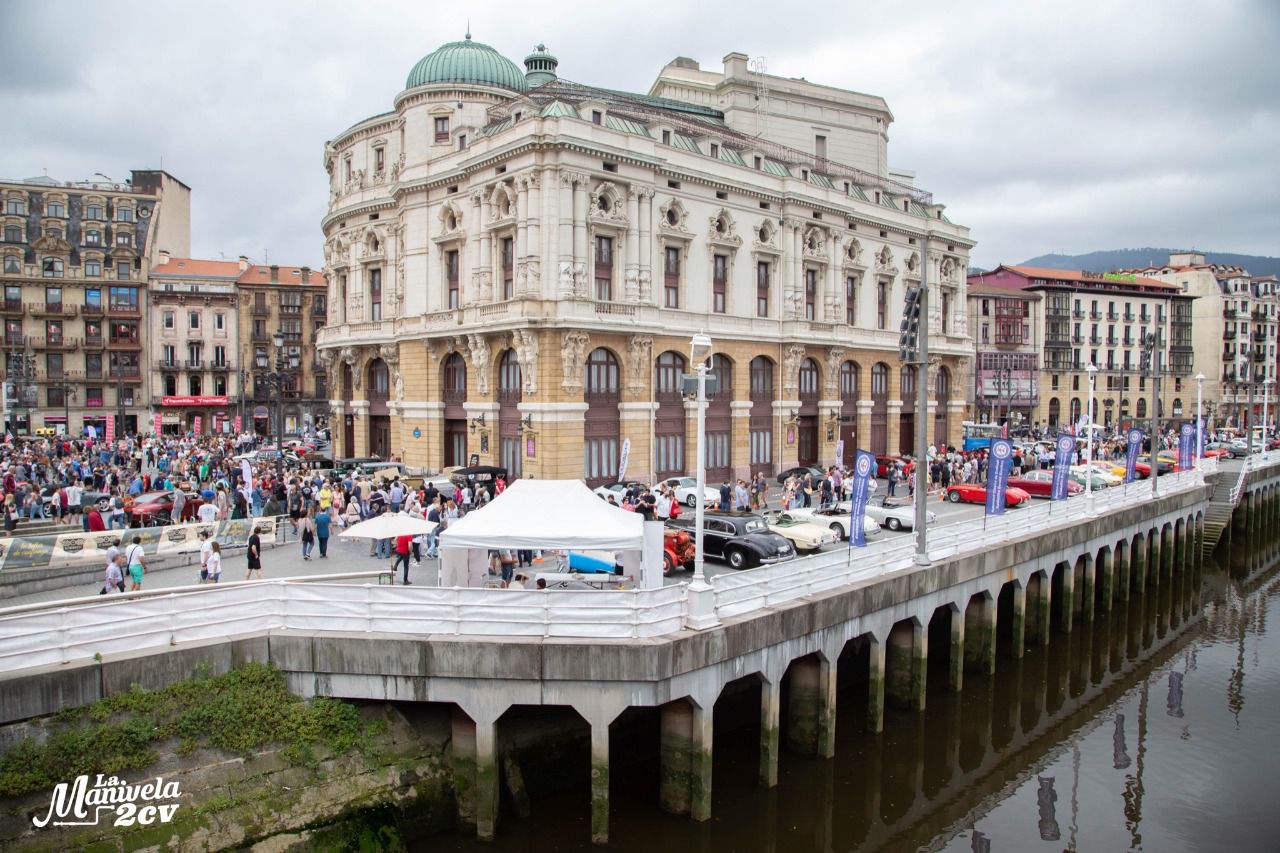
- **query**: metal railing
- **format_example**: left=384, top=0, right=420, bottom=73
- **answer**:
left=0, top=472, right=1209, bottom=674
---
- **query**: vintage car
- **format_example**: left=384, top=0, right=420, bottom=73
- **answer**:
left=1008, top=470, right=1084, bottom=498
left=760, top=510, right=841, bottom=552
left=875, top=455, right=907, bottom=478
left=653, top=476, right=720, bottom=508
left=593, top=481, right=646, bottom=503
left=863, top=495, right=936, bottom=532
left=942, top=484, right=1031, bottom=507
left=775, top=466, right=824, bottom=485
left=666, top=511, right=795, bottom=569
left=125, top=490, right=205, bottom=526
left=786, top=505, right=886, bottom=540
left=663, top=527, right=696, bottom=575
left=1071, top=463, right=1123, bottom=487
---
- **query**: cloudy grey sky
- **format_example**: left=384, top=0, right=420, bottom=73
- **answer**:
left=2, top=0, right=1276, bottom=270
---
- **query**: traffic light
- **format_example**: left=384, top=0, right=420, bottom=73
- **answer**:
left=899, top=286, right=922, bottom=363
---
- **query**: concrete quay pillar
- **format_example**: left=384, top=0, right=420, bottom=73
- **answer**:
left=450, top=708, right=477, bottom=829
left=1115, top=543, right=1130, bottom=602
left=948, top=607, right=965, bottom=693
left=1058, top=563, right=1075, bottom=635
left=1028, top=573, right=1051, bottom=646
left=867, top=637, right=887, bottom=733
left=1009, top=583, right=1027, bottom=659
left=590, top=723, right=609, bottom=844
left=786, top=659, right=820, bottom=754
left=1161, top=526, right=1175, bottom=577
left=659, top=701, right=713, bottom=821
left=475, top=719, right=499, bottom=841
left=964, top=595, right=997, bottom=675
left=1097, top=549, right=1114, bottom=613
left=760, top=678, right=780, bottom=787
left=785, top=657, right=837, bottom=758
left=1148, top=532, right=1162, bottom=589
left=1131, top=536, right=1146, bottom=594
left=1081, top=556, right=1096, bottom=624
left=886, top=621, right=927, bottom=711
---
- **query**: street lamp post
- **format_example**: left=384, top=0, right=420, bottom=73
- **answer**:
left=1086, top=363, right=1097, bottom=509
left=1263, top=378, right=1272, bottom=450
left=1195, top=373, right=1205, bottom=469
left=690, top=333, right=711, bottom=584
left=254, top=331, right=300, bottom=483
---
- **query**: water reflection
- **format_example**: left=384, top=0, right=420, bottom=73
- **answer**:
left=427, top=521, right=1280, bottom=853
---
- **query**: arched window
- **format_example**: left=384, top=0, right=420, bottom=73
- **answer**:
left=900, top=364, right=917, bottom=398
left=1048, top=397, right=1061, bottom=427
left=163, top=375, right=176, bottom=396
left=871, top=363, right=889, bottom=398
left=1136, top=398, right=1147, bottom=418
left=368, top=360, right=389, bottom=398
left=936, top=366, right=950, bottom=400
left=1172, top=397, right=1183, bottom=417
left=655, top=351, right=685, bottom=395
left=188, top=375, right=202, bottom=396
left=840, top=361, right=859, bottom=400
left=586, top=348, right=619, bottom=396
left=750, top=356, right=774, bottom=397
left=749, top=356, right=774, bottom=473
left=498, top=349, right=521, bottom=395
left=443, top=353, right=466, bottom=396
left=798, top=358, right=819, bottom=398
left=1070, top=397, right=1082, bottom=423
left=41, top=257, right=63, bottom=278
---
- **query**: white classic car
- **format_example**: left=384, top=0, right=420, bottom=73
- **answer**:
left=653, top=476, right=722, bottom=508
left=773, top=507, right=881, bottom=544
left=759, top=510, right=843, bottom=551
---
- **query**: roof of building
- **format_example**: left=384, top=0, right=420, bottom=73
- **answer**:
left=237, top=264, right=325, bottom=287
left=992, top=264, right=1181, bottom=292
left=150, top=258, right=242, bottom=279
left=405, top=34, right=527, bottom=92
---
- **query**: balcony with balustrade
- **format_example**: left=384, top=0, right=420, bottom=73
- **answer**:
left=28, top=302, right=77, bottom=318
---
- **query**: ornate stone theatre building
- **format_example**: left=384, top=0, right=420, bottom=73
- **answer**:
left=316, top=36, right=974, bottom=484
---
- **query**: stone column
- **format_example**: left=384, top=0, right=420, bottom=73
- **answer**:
left=475, top=719, right=499, bottom=841
left=964, top=594, right=997, bottom=675
left=515, top=177, right=529, bottom=267
left=590, top=722, right=609, bottom=845
left=1009, top=582, right=1026, bottom=659
left=886, top=620, right=926, bottom=711
left=1098, top=548, right=1114, bottom=613
left=786, top=658, right=820, bottom=754
left=1148, top=530, right=1161, bottom=588
left=471, top=191, right=484, bottom=302
left=867, top=635, right=886, bottom=733
left=1131, top=535, right=1146, bottom=594
left=759, top=677, right=780, bottom=788
left=450, top=708, right=477, bottom=829
left=1081, top=555, right=1096, bottom=623
left=573, top=177, right=589, bottom=293
left=638, top=189, right=653, bottom=301
left=659, top=700, right=712, bottom=820
left=886, top=400, right=903, bottom=457
left=792, top=224, right=803, bottom=318
left=1032, top=572, right=1052, bottom=646
left=817, top=657, right=837, bottom=759
left=948, top=606, right=965, bottom=693
left=1116, top=539, right=1130, bottom=601
left=558, top=171, right=574, bottom=295
left=1058, top=562, right=1075, bottom=634
left=826, top=233, right=839, bottom=321
left=856, top=399, right=873, bottom=459
left=624, top=189, right=640, bottom=301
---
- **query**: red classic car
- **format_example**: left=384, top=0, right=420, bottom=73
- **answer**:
left=125, top=490, right=205, bottom=526
left=876, top=455, right=907, bottom=477
left=663, top=527, right=696, bottom=575
left=942, top=484, right=1031, bottom=507
left=1008, top=471, right=1084, bottom=498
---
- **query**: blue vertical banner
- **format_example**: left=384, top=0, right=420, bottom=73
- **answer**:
left=1198, top=417, right=1206, bottom=458
left=848, top=449, right=875, bottom=547
left=1051, top=433, right=1074, bottom=501
left=1125, top=428, right=1144, bottom=483
left=1179, top=423, right=1194, bottom=470
left=986, top=438, right=1014, bottom=516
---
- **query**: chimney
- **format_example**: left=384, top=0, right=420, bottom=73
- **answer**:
left=238, top=255, right=249, bottom=272
left=269, top=264, right=279, bottom=283
left=158, top=249, right=170, bottom=265
left=301, top=266, right=311, bottom=284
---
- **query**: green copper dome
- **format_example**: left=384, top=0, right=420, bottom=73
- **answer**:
left=405, top=34, right=527, bottom=92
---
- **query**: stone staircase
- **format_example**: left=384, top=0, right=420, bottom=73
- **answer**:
left=1, top=519, right=72, bottom=538
left=1202, top=465, right=1245, bottom=557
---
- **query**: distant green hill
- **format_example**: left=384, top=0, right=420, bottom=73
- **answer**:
left=1019, top=248, right=1280, bottom=277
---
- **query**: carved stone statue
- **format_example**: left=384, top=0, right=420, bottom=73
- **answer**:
left=824, top=348, right=846, bottom=397
left=782, top=344, right=807, bottom=395
left=513, top=328, right=539, bottom=394
left=561, top=332, right=591, bottom=394
left=394, top=371, right=404, bottom=402
left=627, top=334, right=653, bottom=393
left=467, top=333, right=491, bottom=395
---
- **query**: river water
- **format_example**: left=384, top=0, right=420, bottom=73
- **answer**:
left=426, top=532, right=1280, bottom=852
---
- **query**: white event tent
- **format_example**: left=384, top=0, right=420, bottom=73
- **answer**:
left=437, top=479, right=664, bottom=588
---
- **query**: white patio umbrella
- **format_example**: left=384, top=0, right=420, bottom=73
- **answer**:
left=338, top=512, right=438, bottom=539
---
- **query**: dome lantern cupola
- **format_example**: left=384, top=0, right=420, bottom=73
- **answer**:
left=524, top=43, right=559, bottom=87
left=405, top=32, right=527, bottom=92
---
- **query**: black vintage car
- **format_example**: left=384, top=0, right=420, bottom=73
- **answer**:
left=666, top=510, right=796, bottom=570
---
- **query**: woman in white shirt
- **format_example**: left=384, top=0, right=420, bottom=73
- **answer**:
left=205, top=541, right=223, bottom=583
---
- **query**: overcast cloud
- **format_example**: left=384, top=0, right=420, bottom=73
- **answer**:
left=2, top=0, right=1276, bottom=270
